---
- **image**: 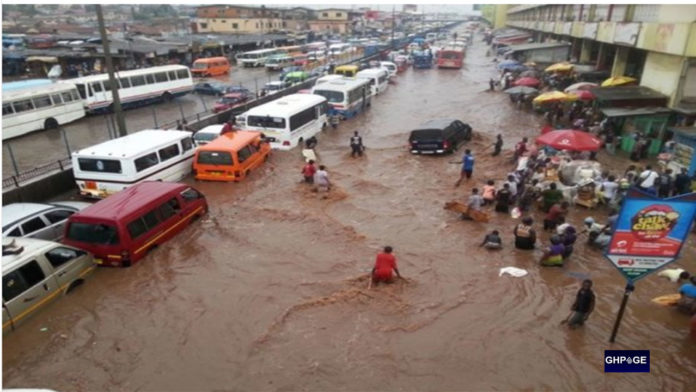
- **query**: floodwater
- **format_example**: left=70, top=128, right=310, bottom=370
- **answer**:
left=3, top=32, right=696, bottom=391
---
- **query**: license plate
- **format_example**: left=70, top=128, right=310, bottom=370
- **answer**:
left=94, top=258, right=103, bottom=265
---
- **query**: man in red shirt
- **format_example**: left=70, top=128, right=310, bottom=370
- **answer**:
left=301, top=160, right=316, bottom=184
left=544, top=201, right=569, bottom=231
left=513, top=137, right=528, bottom=162
left=372, top=246, right=402, bottom=285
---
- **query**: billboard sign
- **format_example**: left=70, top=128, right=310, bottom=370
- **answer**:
left=605, top=189, right=696, bottom=283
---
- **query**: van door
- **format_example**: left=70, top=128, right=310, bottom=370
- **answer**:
left=19, top=215, right=56, bottom=241
left=3, top=260, right=59, bottom=330
left=43, top=246, right=92, bottom=289
left=236, top=145, right=255, bottom=175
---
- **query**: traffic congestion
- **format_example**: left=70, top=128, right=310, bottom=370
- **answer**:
left=3, top=13, right=696, bottom=392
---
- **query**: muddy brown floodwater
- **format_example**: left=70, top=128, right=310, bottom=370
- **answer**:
left=3, top=32, right=696, bottom=391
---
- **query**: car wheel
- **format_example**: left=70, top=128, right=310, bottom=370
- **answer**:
left=162, top=92, right=173, bottom=102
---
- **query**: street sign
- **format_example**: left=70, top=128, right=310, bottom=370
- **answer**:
left=605, top=189, right=696, bottom=283
left=606, top=189, right=696, bottom=343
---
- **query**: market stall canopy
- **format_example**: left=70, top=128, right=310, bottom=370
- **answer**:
left=535, top=130, right=603, bottom=151
left=497, top=59, right=520, bottom=69
left=600, top=107, right=672, bottom=118
left=564, top=82, right=597, bottom=92
left=504, top=86, right=539, bottom=95
left=532, top=91, right=577, bottom=104
left=601, top=75, right=637, bottom=87
left=520, top=70, right=541, bottom=78
left=513, top=77, right=540, bottom=87
left=545, top=62, right=574, bottom=72
left=591, top=86, right=669, bottom=108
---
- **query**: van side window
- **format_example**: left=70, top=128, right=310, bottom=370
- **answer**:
left=127, top=218, right=148, bottom=239
left=8, top=227, right=21, bottom=237
left=237, top=146, right=252, bottom=163
left=158, top=198, right=180, bottom=220
left=21, top=217, right=47, bottom=235
left=177, top=69, right=189, bottom=79
left=142, top=210, right=160, bottom=229
left=168, top=71, right=177, bottom=80
left=146, top=74, right=155, bottom=84
left=45, top=209, right=75, bottom=224
left=158, top=144, right=180, bottom=162
left=3, top=270, right=28, bottom=301
left=181, top=138, right=193, bottom=152
left=134, top=153, right=159, bottom=172
left=180, top=188, right=203, bottom=202
left=45, top=247, right=85, bottom=268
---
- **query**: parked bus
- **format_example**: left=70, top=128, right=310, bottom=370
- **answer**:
left=2, top=79, right=53, bottom=91
left=356, top=68, right=389, bottom=97
left=277, top=45, right=303, bottom=56
left=2, top=82, right=85, bottom=140
left=265, top=54, right=294, bottom=71
left=329, top=43, right=351, bottom=56
left=236, top=94, right=328, bottom=150
left=71, top=65, right=193, bottom=113
left=236, top=48, right=280, bottom=68
left=311, top=78, right=371, bottom=119
left=63, top=182, right=208, bottom=267
left=191, top=57, right=230, bottom=77
left=71, top=130, right=195, bottom=199
left=437, top=47, right=465, bottom=69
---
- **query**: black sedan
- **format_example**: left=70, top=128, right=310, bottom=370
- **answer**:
left=194, top=82, right=229, bottom=96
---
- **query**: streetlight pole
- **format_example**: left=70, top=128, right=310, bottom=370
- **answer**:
left=391, top=5, right=395, bottom=48
left=96, top=5, right=127, bottom=137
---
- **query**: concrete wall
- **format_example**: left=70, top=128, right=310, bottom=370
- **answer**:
left=3, top=170, right=76, bottom=205
left=640, top=51, right=685, bottom=106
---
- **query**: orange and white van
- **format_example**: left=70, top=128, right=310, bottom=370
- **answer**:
left=191, top=57, right=231, bottom=77
left=193, top=131, right=271, bottom=182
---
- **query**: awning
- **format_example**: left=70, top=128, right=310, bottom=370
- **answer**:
left=25, top=56, right=58, bottom=63
left=601, top=107, right=672, bottom=118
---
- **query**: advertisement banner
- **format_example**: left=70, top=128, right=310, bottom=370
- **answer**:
left=605, top=190, right=696, bottom=282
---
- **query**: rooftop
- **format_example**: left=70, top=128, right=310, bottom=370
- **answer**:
left=591, top=86, right=668, bottom=102
left=506, top=42, right=571, bottom=52
left=73, top=130, right=192, bottom=159
left=72, top=182, right=190, bottom=221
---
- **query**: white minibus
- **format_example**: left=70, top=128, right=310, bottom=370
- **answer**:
left=236, top=94, right=328, bottom=150
left=2, top=82, right=85, bottom=140
left=71, top=65, right=193, bottom=113
left=311, top=78, right=371, bottom=119
left=356, top=68, right=389, bottom=97
left=236, top=48, right=280, bottom=68
left=71, top=130, right=195, bottom=198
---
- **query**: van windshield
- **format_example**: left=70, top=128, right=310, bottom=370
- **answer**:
left=197, top=151, right=234, bottom=165
left=410, top=129, right=443, bottom=141
left=313, top=90, right=344, bottom=103
left=67, top=222, right=119, bottom=245
left=194, top=132, right=219, bottom=142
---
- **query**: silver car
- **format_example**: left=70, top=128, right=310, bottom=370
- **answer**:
left=2, top=202, right=92, bottom=241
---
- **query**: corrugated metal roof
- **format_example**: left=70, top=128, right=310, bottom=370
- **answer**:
left=506, top=42, right=571, bottom=52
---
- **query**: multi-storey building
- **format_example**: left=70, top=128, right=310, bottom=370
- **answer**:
left=307, top=8, right=354, bottom=35
left=192, top=5, right=287, bottom=34
left=504, top=4, right=696, bottom=113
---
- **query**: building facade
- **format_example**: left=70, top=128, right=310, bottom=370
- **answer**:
left=307, top=8, right=353, bottom=35
left=505, top=4, right=696, bottom=112
left=193, top=5, right=287, bottom=34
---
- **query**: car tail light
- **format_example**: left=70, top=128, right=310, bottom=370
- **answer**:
left=283, top=141, right=290, bottom=146
left=121, top=250, right=130, bottom=263
left=443, top=141, right=450, bottom=149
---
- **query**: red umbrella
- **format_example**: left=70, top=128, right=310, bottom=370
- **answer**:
left=570, top=90, right=595, bottom=100
left=540, top=125, right=553, bottom=135
left=513, top=77, right=541, bottom=87
left=535, top=129, right=603, bottom=151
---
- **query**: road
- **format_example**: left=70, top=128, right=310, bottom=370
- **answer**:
left=2, top=56, right=342, bottom=176
left=3, top=32, right=696, bottom=391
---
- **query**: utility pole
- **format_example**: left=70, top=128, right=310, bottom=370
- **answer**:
left=391, top=5, right=395, bottom=48
left=96, top=4, right=127, bottom=136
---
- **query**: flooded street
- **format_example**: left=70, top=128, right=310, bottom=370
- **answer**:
left=3, top=36, right=696, bottom=391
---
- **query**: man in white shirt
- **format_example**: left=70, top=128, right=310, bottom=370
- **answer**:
left=601, top=175, right=619, bottom=205
left=313, top=165, right=331, bottom=192
left=638, top=165, right=659, bottom=192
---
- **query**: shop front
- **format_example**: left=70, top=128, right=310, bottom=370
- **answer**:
left=669, top=127, right=696, bottom=176
left=601, top=107, right=673, bottom=156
